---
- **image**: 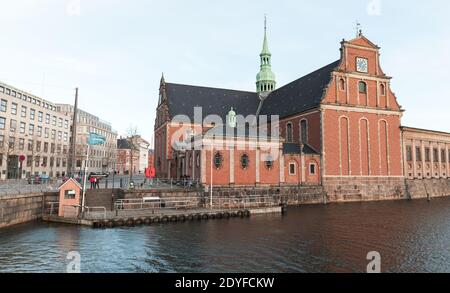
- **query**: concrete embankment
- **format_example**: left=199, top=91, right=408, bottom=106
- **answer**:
left=42, top=208, right=283, bottom=229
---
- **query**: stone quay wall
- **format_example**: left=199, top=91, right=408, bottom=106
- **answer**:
left=406, top=178, right=450, bottom=199
left=204, top=185, right=327, bottom=207
left=0, top=193, right=45, bottom=229
left=323, top=177, right=407, bottom=203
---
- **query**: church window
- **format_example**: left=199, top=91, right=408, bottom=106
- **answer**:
left=265, top=155, right=274, bottom=170
left=300, top=120, right=308, bottom=144
left=380, top=83, right=386, bottom=96
left=339, top=78, right=345, bottom=91
left=240, top=154, right=250, bottom=169
left=310, top=163, right=316, bottom=175
left=441, top=149, right=446, bottom=164
left=214, top=152, right=223, bottom=169
left=286, top=123, right=293, bottom=143
left=359, top=81, right=367, bottom=94
left=289, top=162, right=296, bottom=175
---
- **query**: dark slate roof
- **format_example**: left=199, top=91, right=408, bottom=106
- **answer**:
left=203, top=123, right=273, bottom=139
left=283, top=143, right=319, bottom=155
left=260, top=60, right=341, bottom=118
left=166, top=83, right=260, bottom=121
left=117, top=139, right=132, bottom=149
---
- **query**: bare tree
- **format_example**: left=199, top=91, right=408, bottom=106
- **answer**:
left=126, top=126, right=140, bottom=181
left=0, top=135, right=19, bottom=179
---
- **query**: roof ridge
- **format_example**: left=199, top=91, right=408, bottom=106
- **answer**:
left=166, top=82, right=257, bottom=95
left=272, top=59, right=340, bottom=93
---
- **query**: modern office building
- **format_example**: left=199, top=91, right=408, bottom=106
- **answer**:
left=0, top=82, right=71, bottom=179
left=56, top=104, right=118, bottom=175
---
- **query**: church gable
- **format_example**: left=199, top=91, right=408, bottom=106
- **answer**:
left=322, top=34, right=401, bottom=111
left=347, top=35, right=380, bottom=49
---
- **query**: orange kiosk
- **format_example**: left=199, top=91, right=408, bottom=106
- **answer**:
left=58, top=178, right=83, bottom=218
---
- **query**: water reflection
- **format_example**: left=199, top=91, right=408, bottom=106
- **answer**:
left=0, top=198, right=449, bottom=273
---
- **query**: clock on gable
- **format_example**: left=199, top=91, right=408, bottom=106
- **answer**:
left=356, top=57, right=368, bottom=73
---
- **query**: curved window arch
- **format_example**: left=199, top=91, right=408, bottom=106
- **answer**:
left=359, top=81, right=367, bottom=94
left=300, top=119, right=308, bottom=144
left=286, top=122, right=293, bottom=143
left=289, top=161, right=297, bottom=175
left=214, top=152, right=223, bottom=169
left=240, top=153, right=250, bottom=169
left=264, top=155, right=274, bottom=170
left=339, top=78, right=346, bottom=91
left=380, top=83, right=386, bottom=96
left=309, top=162, right=317, bottom=175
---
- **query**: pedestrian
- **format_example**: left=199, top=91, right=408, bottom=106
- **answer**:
left=95, top=177, right=100, bottom=189
left=89, top=176, right=95, bottom=189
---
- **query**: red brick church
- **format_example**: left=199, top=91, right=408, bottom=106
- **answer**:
left=154, top=23, right=450, bottom=201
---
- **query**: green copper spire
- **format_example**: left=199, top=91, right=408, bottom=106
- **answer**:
left=256, top=15, right=276, bottom=94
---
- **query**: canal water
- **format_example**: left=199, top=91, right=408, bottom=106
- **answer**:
left=0, top=198, right=449, bottom=273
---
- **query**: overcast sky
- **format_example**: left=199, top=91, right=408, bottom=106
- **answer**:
left=0, top=0, right=449, bottom=143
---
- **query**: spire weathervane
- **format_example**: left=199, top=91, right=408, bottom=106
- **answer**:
left=264, top=14, right=267, bottom=33
left=355, top=21, right=362, bottom=37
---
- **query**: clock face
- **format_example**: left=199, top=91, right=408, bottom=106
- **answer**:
left=356, top=57, right=368, bottom=73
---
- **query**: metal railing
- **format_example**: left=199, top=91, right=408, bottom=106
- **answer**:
left=115, top=197, right=199, bottom=211
left=209, top=195, right=282, bottom=210
left=44, top=201, right=60, bottom=216
left=87, top=177, right=201, bottom=191
left=84, top=206, right=107, bottom=220
left=0, top=178, right=61, bottom=196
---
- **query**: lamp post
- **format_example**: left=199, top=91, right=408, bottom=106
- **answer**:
left=210, top=145, right=213, bottom=210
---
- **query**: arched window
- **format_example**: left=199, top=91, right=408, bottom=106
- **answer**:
left=359, top=81, right=367, bottom=94
left=286, top=123, right=293, bottom=143
left=300, top=120, right=308, bottom=144
left=339, top=78, right=346, bottom=91
left=265, top=155, right=274, bottom=170
left=289, top=162, right=296, bottom=175
left=309, top=163, right=317, bottom=175
left=214, top=152, right=223, bottom=169
left=240, top=154, right=250, bottom=169
left=380, top=83, right=386, bottom=96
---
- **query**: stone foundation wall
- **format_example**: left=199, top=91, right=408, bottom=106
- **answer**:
left=0, top=194, right=44, bottom=229
left=205, top=185, right=326, bottom=207
left=323, top=177, right=407, bottom=203
left=406, top=178, right=450, bottom=199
